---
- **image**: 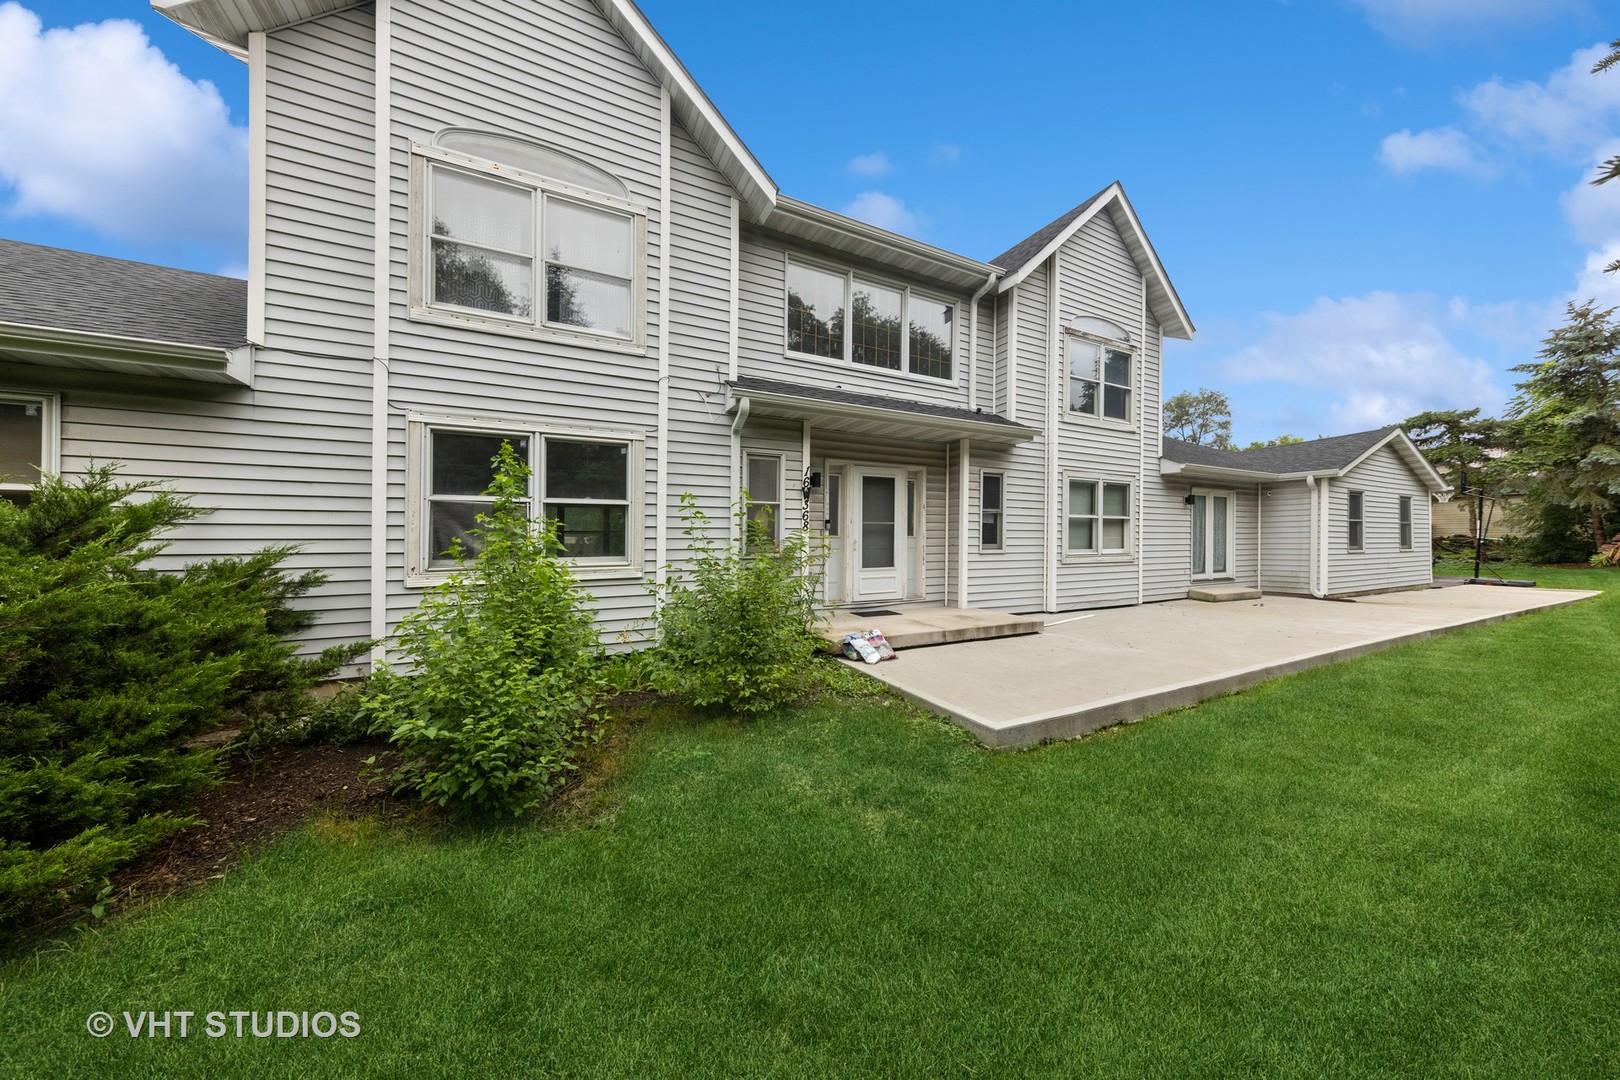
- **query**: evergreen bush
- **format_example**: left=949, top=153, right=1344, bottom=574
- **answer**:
left=363, top=444, right=603, bottom=818
left=0, top=466, right=364, bottom=931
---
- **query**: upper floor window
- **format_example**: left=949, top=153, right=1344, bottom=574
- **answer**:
left=785, top=257, right=954, bottom=381
left=412, top=131, right=645, bottom=347
left=0, top=391, right=58, bottom=499
left=1065, top=317, right=1133, bottom=423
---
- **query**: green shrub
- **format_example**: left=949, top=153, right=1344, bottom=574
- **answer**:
left=364, top=444, right=603, bottom=818
left=1502, top=500, right=1596, bottom=565
left=650, top=495, right=826, bottom=714
left=0, top=466, right=365, bottom=932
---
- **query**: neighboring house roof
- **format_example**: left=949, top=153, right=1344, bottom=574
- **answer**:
left=153, top=0, right=780, bottom=223
left=729, top=375, right=1036, bottom=444
left=0, top=238, right=248, bottom=350
left=0, top=238, right=250, bottom=384
left=1161, top=427, right=1450, bottom=494
left=989, top=181, right=1194, bottom=341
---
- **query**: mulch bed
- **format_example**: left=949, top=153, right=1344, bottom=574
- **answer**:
left=111, top=743, right=404, bottom=904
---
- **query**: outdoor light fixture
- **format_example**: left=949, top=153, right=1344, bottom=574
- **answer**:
left=1184, top=493, right=1195, bottom=506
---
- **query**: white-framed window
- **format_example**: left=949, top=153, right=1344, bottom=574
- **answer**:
left=1398, top=495, right=1413, bottom=550
left=743, top=452, right=783, bottom=549
left=0, top=391, right=59, bottom=497
left=784, top=255, right=955, bottom=381
left=410, top=131, right=647, bottom=348
left=1067, top=478, right=1132, bottom=555
left=1347, top=490, right=1365, bottom=551
left=1066, top=335, right=1133, bottom=422
left=407, top=416, right=641, bottom=583
left=979, top=470, right=1003, bottom=552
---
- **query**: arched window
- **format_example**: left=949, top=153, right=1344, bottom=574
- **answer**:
left=412, top=130, right=644, bottom=345
left=1064, top=315, right=1134, bottom=422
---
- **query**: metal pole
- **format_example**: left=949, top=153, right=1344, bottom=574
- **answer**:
left=1473, top=490, right=1485, bottom=580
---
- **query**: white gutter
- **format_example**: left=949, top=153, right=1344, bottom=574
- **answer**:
left=246, top=31, right=267, bottom=345
left=368, top=0, right=392, bottom=668
left=1043, top=255, right=1058, bottom=614
left=966, top=271, right=996, bottom=413
left=654, top=87, right=671, bottom=588
left=1137, top=274, right=1147, bottom=606
left=0, top=321, right=246, bottom=381
left=1006, top=284, right=1019, bottom=421
left=729, top=396, right=750, bottom=544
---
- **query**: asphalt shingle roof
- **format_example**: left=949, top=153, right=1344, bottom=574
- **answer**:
left=730, top=375, right=1031, bottom=430
left=1162, top=427, right=1401, bottom=474
left=989, top=186, right=1112, bottom=273
left=0, top=238, right=248, bottom=350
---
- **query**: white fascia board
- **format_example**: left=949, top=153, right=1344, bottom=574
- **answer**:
left=730, top=389, right=1035, bottom=445
left=590, top=0, right=777, bottom=223
left=995, top=182, right=1194, bottom=341
left=768, top=197, right=999, bottom=288
left=1339, top=428, right=1450, bottom=493
left=0, top=321, right=244, bottom=383
left=153, top=0, right=364, bottom=55
left=996, top=184, right=1117, bottom=295
left=1159, top=458, right=1278, bottom=484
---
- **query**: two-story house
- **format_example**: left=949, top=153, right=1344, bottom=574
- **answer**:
left=0, top=0, right=1448, bottom=668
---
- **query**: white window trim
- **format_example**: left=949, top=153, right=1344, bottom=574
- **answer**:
left=1063, top=475, right=1134, bottom=560
left=781, top=252, right=961, bottom=386
left=0, top=390, right=60, bottom=493
left=742, top=450, right=786, bottom=546
left=1347, top=489, right=1366, bottom=553
left=407, top=142, right=650, bottom=352
left=1061, top=329, right=1137, bottom=430
left=405, top=413, right=644, bottom=586
left=979, top=468, right=1004, bottom=553
left=1398, top=495, right=1414, bottom=551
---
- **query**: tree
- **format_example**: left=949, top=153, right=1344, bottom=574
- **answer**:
left=1164, top=388, right=1233, bottom=449
left=1398, top=407, right=1505, bottom=535
left=1243, top=434, right=1306, bottom=450
left=1503, top=301, right=1620, bottom=550
left=1588, top=39, right=1620, bottom=269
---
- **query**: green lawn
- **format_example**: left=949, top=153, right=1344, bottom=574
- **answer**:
left=3, top=567, right=1617, bottom=1078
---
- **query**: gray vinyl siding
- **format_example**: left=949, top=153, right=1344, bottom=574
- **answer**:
left=1327, top=446, right=1433, bottom=593
left=382, top=0, right=671, bottom=645
left=1259, top=482, right=1313, bottom=594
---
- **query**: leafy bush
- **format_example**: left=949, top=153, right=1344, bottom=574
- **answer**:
left=363, top=444, right=603, bottom=818
left=650, top=495, right=826, bottom=714
left=1502, top=500, right=1597, bottom=565
left=0, top=466, right=365, bottom=931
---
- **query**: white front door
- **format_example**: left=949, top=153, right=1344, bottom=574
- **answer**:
left=851, top=466, right=905, bottom=602
left=1190, top=489, right=1234, bottom=579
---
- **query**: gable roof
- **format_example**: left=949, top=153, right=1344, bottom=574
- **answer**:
left=0, top=238, right=247, bottom=350
left=153, top=0, right=779, bottom=222
left=1161, top=427, right=1449, bottom=493
left=990, top=182, right=1193, bottom=341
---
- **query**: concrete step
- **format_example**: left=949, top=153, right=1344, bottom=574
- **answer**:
left=822, top=606, right=1044, bottom=651
left=1188, top=584, right=1262, bottom=602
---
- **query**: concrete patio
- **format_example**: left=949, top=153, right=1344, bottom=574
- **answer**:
left=842, top=584, right=1600, bottom=748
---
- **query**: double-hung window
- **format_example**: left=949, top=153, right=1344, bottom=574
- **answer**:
left=1067, top=336, right=1133, bottom=421
left=413, top=131, right=645, bottom=345
left=1347, top=490, right=1365, bottom=551
left=743, top=453, right=783, bottom=549
left=410, top=418, right=639, bottom=581
left=980, top=470, right=1003, bottom=551
left=0, top=391, right=58, bottom=499
left=785, top=257, right=955, bottom=381
left=1067, top=479, right=1131, bottom=555
left=1398, top=495, right=1413, bottom=550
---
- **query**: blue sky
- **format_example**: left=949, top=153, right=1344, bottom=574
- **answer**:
left=2, top=1, right=1618, bottom=443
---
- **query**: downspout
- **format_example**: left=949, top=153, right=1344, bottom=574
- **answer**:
left=1044, top=255, right=1058, bottom=614
left=957, top=436, right=971, bottom=608
left=1255, top=483, right=1264, bottom=596
left=726, top=196, right=741, bottom=543
left=1304, top=475, right=1324, bottom=598
left=368, top=0, right=392, bottom=669
left=967, top=271, right=996, bottom=414
left=1137, top=275, right=1148, bottom=605
left=1318, top=476, right=1332, bottom=597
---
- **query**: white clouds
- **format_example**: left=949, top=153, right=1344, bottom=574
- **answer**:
left=929, top=142, right=960, bottom=165
left=1377, top=127, right=1485, bottom=175
left=1224, top=292, right=1508, bottom=429
left=1459, top=44, right=1620, bottom=161
left=846, top=152, right=892, bottom=179
left=842, top=191, right=920, bottom=235
left=0, top=3, right=246, bottom=247
left=1350, top=0, right=1586, bottom=46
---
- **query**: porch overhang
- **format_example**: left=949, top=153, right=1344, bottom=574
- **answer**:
left=0, top=322, right=252, bottom=385
left=1159, top=458, right=1277, bottom=484
left=728, top=376, right=1035, bottom=446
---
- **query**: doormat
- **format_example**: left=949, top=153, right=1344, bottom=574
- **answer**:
left=852, top=609, right=901, bottom=617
